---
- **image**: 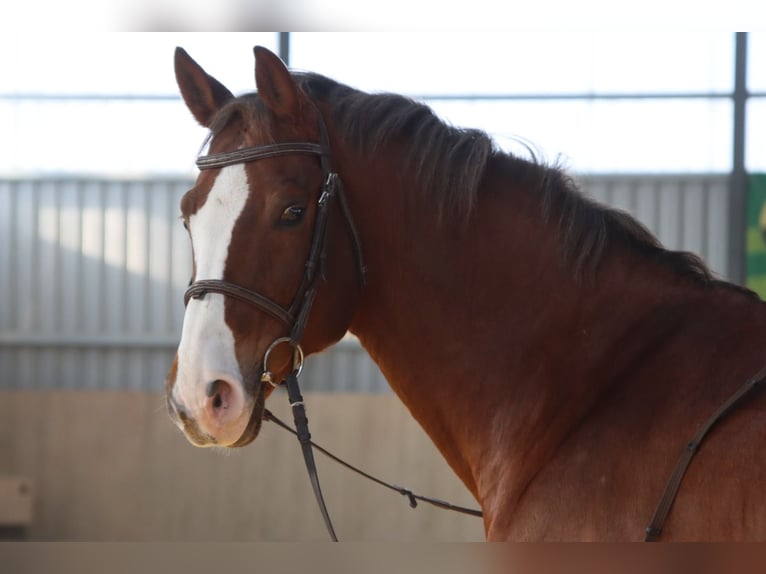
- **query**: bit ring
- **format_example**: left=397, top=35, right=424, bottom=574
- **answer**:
left=261, top=337, right=304, bottom=387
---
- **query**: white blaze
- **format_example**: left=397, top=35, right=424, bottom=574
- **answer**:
left=172, top=164, right=250, bottom=428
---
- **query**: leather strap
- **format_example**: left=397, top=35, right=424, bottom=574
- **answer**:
left=263, top=408, right=483, bottom=518
left=644, top=363, right=766, bottom=541
left=285, top=174, right=337, bottom=344
left=196, top=142, right=325, bottom=170
left=336, top=177, right=367, bottom=287
left=184, top=279, right=294, bottom=327
left=185, top=110, right=366, bottom=343
left=184, top=106, right=370, bottom=542
left=284, top=371, right=338, bottom=541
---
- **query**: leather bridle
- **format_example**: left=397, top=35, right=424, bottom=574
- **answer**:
left=184, top=117, right=365, bottom=346
left=183, top=109, right=366, bottom=541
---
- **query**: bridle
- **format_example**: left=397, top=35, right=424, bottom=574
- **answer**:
left=183, top=109, right=367, bottom=541
left=182, top=103, right=486, bottom=541
left=184, top=116, right=366, bottom=346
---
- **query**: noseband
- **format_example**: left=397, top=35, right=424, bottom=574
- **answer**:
left=183, top=113, right=365, bottom=345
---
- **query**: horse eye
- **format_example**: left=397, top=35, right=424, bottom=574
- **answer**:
left=280, top=206, right=305, bottom=226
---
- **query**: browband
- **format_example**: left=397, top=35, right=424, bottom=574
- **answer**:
left=197, top=142, right=326, bottom=170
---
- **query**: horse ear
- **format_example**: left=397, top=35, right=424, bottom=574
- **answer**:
left=174, top=47, right=234, bottom=128
left=253, top=46, right=300, bottom=117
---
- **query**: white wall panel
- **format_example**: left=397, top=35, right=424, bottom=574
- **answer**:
left=0, top=174, right=732, bottom=391
left=579, top=174, right=729, bottom=277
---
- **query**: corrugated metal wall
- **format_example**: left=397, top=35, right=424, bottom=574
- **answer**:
left=0, top=174, right=731, bottom=392
left=580, top=174, right=730, bottom=277
left=0, top=178, right=190, bottom=391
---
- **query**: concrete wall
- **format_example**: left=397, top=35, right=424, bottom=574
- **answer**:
left=0, top=390, right=484, bottom=541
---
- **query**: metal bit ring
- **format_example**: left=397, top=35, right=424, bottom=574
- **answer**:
left=260, top=337, right=304, bottom=387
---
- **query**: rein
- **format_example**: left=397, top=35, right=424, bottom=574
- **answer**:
left=262, top=407, right=484, bottom=518
left=644, top=363, right=766, bottom=541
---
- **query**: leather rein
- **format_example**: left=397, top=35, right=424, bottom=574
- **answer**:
left=644, top=363, right=766, bottom=541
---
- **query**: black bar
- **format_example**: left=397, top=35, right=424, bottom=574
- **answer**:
left=729, top=32, right=749, bottom=285
left=279, top=32, right=290, bottom=66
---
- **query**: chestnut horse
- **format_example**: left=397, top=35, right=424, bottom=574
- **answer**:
left=165, top=46, right=766, bottom=541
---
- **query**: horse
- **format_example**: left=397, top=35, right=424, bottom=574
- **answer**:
left=165, top=45, right=766, bottom=541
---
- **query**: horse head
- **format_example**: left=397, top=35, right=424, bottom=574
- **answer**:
left=165, top=46, right=362, bottom=448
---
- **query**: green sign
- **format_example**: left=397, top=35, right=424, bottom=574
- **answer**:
left=746, top=174, right=766, bottom=299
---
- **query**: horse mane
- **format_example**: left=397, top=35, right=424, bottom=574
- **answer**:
left=210, top=72, right=718, bottom=286
left=294, top=72, right=495, bottom=218
left=537, top=166, right=715, bottom=283
left=295, top=73, right=724, bottom=285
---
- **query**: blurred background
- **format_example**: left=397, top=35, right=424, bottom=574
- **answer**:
left=1, top=30, right=765, bottom=541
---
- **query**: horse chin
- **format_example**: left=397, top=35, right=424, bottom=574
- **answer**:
left=226, top=381, right=267, bottom=448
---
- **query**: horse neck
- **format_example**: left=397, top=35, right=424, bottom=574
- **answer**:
left=336, top=145, right=701, bottom=504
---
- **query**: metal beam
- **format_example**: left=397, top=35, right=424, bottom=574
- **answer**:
left=278, top=32, right=290, bottom=66
left=9, top=90, right=766, bottom=103
left=0, top=332, right=366, bottom=351
left=729, top=32, right=749, bottom=285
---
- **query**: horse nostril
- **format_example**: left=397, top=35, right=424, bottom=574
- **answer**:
left=206, top=379, right=230, bottom=412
